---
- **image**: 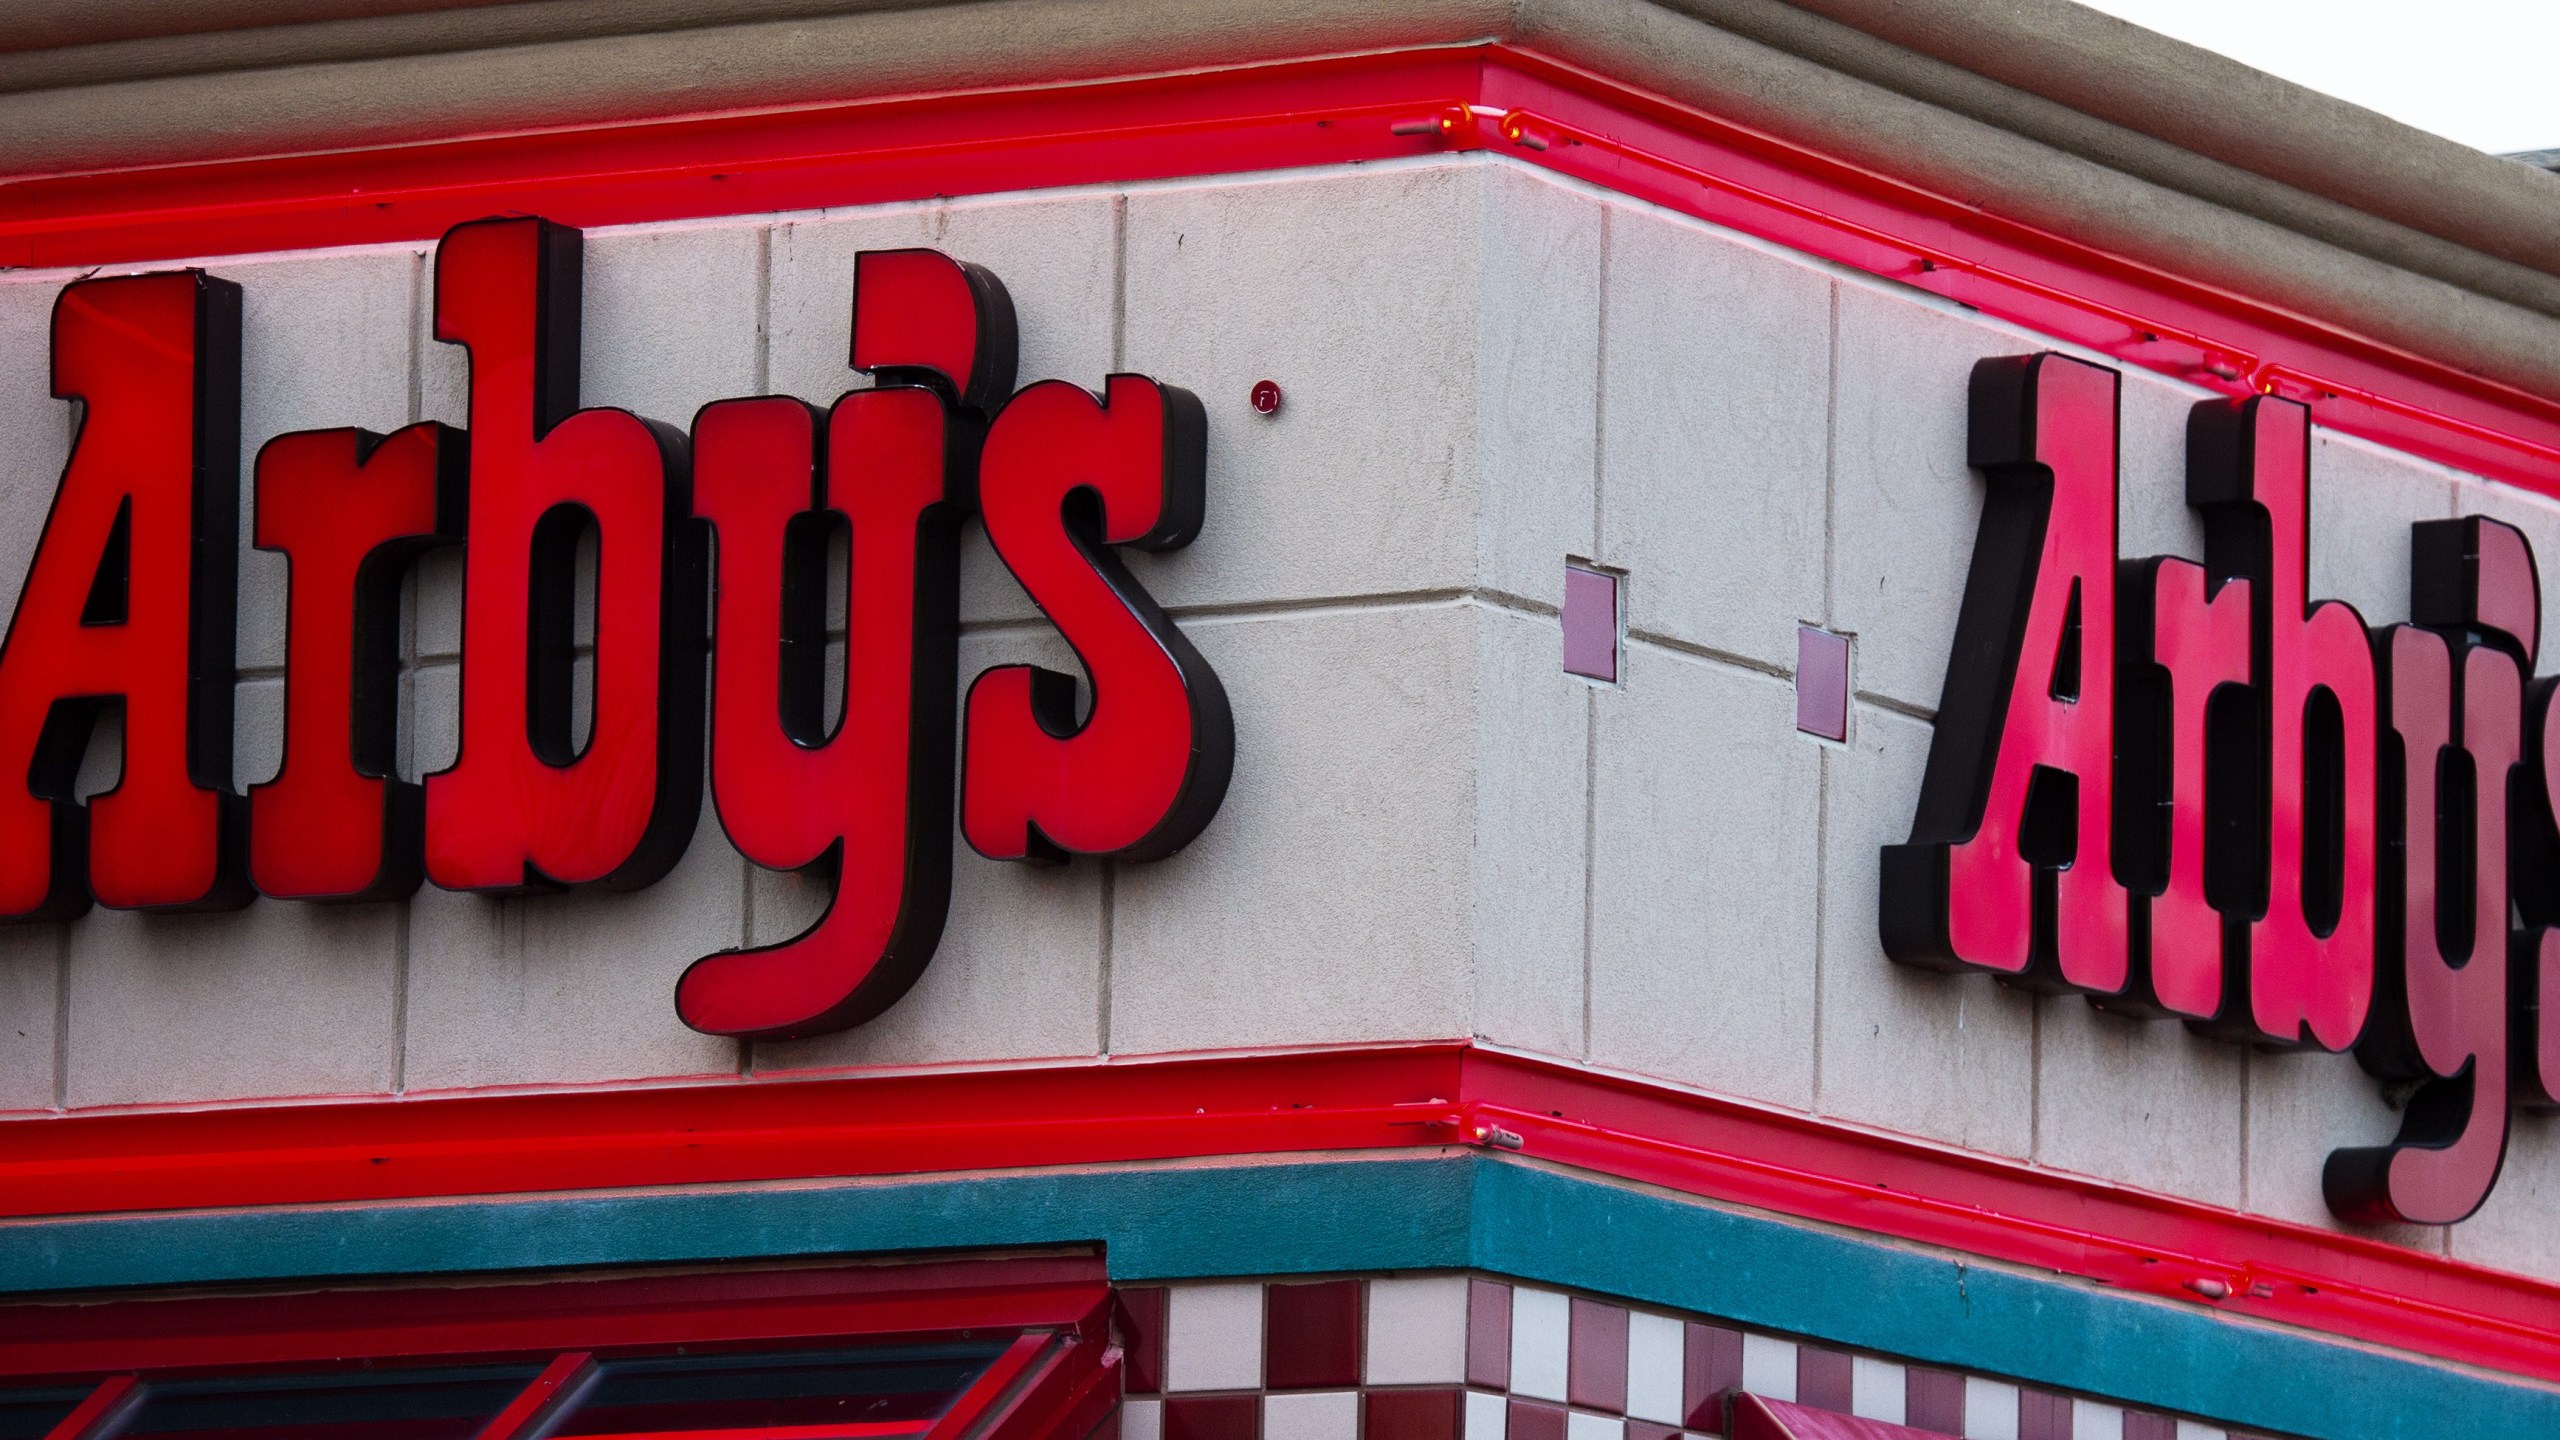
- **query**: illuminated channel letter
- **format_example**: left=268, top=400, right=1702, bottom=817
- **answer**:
left=963, top=375, right=1231, bottom=865
left=0, top=271, right=247, bottom=917
left=423, top=216, right=705, bottom=892
left=677, top=248, right=1002, bottom=1040
left=1881, top=353, right=2126, bottom=995
left=2518, top=665, right=2560, bottom=1114
left=248, top=424, right=465, bottom=900
left=2187, top=396, right=2376, bottom=1050
left=2328, top=517, right=2531, bottom=1224
left=2117, top=550, right=2250, bottom=1021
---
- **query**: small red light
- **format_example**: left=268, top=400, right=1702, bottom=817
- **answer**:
left=1250, top=379, right=1283, bottom=415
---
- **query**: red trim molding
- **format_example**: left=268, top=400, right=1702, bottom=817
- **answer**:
left=0, top=1254, right=1120, bottom=1440
left=3, top=1043, right=2560, bottom=1387
left=9, top=46, right=2560, bottom=496
left=0, top=1253, right=1107, bottom=1377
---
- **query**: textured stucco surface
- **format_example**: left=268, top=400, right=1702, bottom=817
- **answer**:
left=2, top=155, right=2558, bottom=1279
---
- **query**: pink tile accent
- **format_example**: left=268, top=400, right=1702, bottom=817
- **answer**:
left=2019, top=1389, right=2074, bottom=1440
left=1508, top=1397, right=1570, bottom=1440
left=1364, top=1389, right=1464, bottom=1440
left=2122, top=1414, right=2176, bottom=1440
left=1264, top=1279, right=1362, bottom=1390
left=1164, top=1394, right=1259, bottom=1440
left=1468, top=1278, right=1514, bottom=1389
left=1904, top=1369, right=1965, bottom=1435
left=1682, top=1322, right=1742, bottom=1434
left=1626, top=1426, right=1683, bottom=1440
left=1795, top=625, right=1849, bottom=740
left=1117, top=1287, right=1168, bottom=1396
left=1568, top=1298, right=1631, bottom=1414
left=1563, top=564, right=1620, bottom=682
left=1795, top=1347, right=1853, bottom=1414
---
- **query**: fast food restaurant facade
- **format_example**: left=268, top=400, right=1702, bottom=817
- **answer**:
left=6, top=3, right=2560, bottom=1438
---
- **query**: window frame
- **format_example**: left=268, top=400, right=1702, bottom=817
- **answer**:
left=0, top=1255, right=1118, bottom=1440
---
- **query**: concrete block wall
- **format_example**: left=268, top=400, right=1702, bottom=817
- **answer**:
left=3, top=155, right=2560, bottom=1282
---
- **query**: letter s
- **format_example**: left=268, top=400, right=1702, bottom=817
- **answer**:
left=963, top=375, right=1231, bottom=863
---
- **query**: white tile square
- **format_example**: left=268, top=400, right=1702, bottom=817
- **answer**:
left=1510, top=1287, right=1571, bottom=1402
left=1166, top=1282, right=1263, bottom=1391
left=1120, top=1399, right=1163, bottom=1440
left=1566, top=1413, right=1623, bottom=1440
left=1741, top=1333, right=1797, bottom=1403
left=1626, top=1312, right=1685, bottom=1424
left=1852, top=1354, right=1906, bottom=1424
left=1964, top=1376, right=2021, bottom=1440
left=1265, top=1391, right=1358, bottom=1440
left=1466, top=1391, right=1510, bottom=1440
left=1366, top=1275, right=1470, bottom=1385
left=2174, top=1423, right=2223, bottom=1440
left=2073, top=1399, right=2124, bottom=1439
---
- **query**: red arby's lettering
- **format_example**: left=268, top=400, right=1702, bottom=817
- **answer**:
left=677, top=253, right=1001, bottom=1040
left=963, top=375, right=1230, bottom=864
left=249, top=424, right=464, bottom=901
left=1880, top=353, right=2125, bottom=994
left=423, top=216, right=705, bottom=893
left=0, top=214, right=1231, bottom=1046
left=0, top=272, right=248, bottom=918
left=2118, top=542, right=2249, bottom=1022
left=2187, top=397, right=2378, bottom=1050
left=1889, top=350, right=2560, bottom=1224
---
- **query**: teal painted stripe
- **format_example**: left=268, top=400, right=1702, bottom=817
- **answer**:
left=0, top=1154, right=2548, bottom=1440
left=1464, top=1160, right=2556, bottom=1440
left=0, top=1157, right=1474, bottom=1292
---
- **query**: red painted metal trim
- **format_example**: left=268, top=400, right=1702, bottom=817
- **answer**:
left=5, top=1045, right=2560, bottom=1388
left=924, top=1332, right=1051, bottom=1440
left=6, top=47, right=2560, bottom=497
left=37, top=1374, right=139, bottom=1440
left=473, top=1351, right=596, bottom=1440
left=0, top=1046, right=1461, bottom=1217
left=0, top=1255, right=1109, bottom=1379
left=558, top=1414, right=921, bottom=1424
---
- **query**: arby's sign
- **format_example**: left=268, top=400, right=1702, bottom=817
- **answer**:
left=1886, top=352, right=2560, bottom=1226
left=0, top=216, right=1232, bottom=1041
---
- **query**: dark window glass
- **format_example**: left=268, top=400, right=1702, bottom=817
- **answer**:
left=116, top=1362, right=547, bottom=1440
left=547, top=1341, right=1012, bottom=1436
left=0, top=1383, right=91, bottom=1440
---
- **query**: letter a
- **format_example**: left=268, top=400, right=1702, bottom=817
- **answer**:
left=0, top=272, right=248, bottom=917
left=1882, top=353, right=2126, bottom=994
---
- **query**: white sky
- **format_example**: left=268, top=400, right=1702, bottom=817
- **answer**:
left=2073, top=1, right=2560, bottom=154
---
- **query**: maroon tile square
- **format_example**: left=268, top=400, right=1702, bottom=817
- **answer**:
left=1114, top=1287, right=1167, bottom=1396
left=1567, top=1297, right=1630, bottom=1413
left=2121, top=1414, right=2176, bottom=1440
left=1796, top=1347, right=1853, bottom=1414
left=2019, top=1389, right=2073, bottom=1440
left=1563, top=563, right=1620, bottom=682
left=1363, top=1388, right=1463, bottom=1440
left=1467, top=1278, right=1513, bottom=1389
left=1627, top=1425, right=1683, bottom=1440
left=1795, top=625, right=1850, bottom=740
left=1264, top=1279, right=1362, bottom=1390
left=1682, top=1321, right=1743, bottom=1433
left=1163, top=1394, right=1259, bottom=1440
left=1904, top=1369, right=1966, bottom=1435
left=1507, top=1398, right=1569, bottom=1440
